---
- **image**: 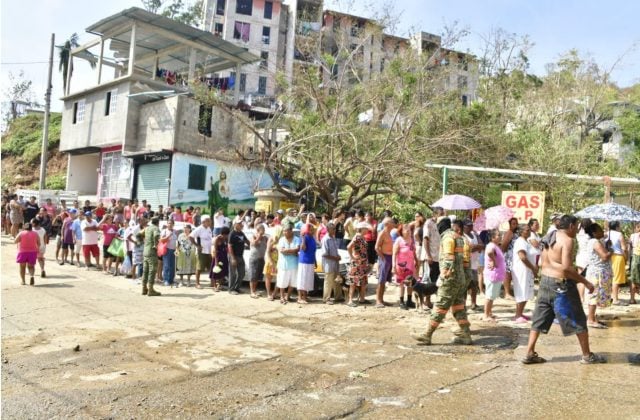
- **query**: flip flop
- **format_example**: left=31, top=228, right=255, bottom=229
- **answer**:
left=587, top=322, right=608, bottom=329
left=521, top=352, right=546, bottom=364
left=375, top=303, right=385, bottom=309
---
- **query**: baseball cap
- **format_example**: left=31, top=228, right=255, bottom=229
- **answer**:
left=201, top=215, right=211, bottom=222
left=276, top=209, right=284, bottom=214
left=84, top=211, right=92, bottom=216
left=69, top=208, right=78, bottom=214
left=462, top=218, right=473, bottom=226
left=550, top=212, right=561, bottom=221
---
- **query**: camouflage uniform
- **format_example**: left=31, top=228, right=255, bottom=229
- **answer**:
left=141, top=224, right=161, bottom=296
left=413, top=229, right=471, bottom=345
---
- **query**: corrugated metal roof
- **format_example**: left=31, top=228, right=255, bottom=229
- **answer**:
left=86, top=7, right=258, bottom=66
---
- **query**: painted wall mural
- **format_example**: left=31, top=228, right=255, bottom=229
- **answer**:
left=170, top=153, right=274, bottom=215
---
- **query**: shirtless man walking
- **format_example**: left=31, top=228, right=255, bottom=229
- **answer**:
left=522, top=215, right=606, bottom=365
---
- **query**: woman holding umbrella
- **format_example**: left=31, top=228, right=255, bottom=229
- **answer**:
left=609, top=221, right=628, bottom=305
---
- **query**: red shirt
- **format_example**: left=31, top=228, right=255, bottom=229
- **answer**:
left=363, top=219, right=377, bottom=242
left=95, top=207, right=106, bottom=219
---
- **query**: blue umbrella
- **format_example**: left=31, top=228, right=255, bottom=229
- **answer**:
left=574, top=202, right=640, bottom=222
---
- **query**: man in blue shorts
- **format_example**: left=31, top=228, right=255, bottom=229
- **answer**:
left=522, top=215, right=606, bottom=365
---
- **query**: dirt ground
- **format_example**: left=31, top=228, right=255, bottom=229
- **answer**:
left=2, top=235, right=639, bottom=419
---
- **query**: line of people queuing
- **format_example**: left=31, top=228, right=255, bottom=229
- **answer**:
left=6, top=194, right=640, bottom=327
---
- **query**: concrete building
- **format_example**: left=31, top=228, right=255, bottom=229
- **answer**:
left=59, top=7, right=275, bottom=211
left=201, top=0, right=478, bottom=107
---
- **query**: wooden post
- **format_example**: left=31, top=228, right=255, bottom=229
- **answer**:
left=604, top=176, right=612, bottom=203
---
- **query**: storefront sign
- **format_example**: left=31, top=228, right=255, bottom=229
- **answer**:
left=501, top=191, right=546, bottom=229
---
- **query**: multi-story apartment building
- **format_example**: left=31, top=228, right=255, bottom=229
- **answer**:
left=202, top=0, right=477, bottom=107
left=201, top=0, right=289, bottom=107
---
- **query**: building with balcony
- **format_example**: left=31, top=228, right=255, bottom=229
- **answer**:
left=59, top=7, right=275, bottom=211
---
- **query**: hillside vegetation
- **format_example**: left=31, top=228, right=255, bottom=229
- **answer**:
left=1, top=113, right=67, bottom=190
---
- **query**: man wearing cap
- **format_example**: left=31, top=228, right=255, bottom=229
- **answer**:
left=81, top=211, right=100, bottom=269
left=190, top=215, right=213, bottom=288
left=413, top=219, right=472, bottom=345
left=71, top=211, right=85, bottom=267
left=547, top=213, right=561, bottom=235
left=462, top=218, right=483, bottom=310
left=228, top=219, right=250, bottom=294
left=273, top=209, right=284, bottom=226
left=422, top=207, right=445, bottom=308
left=141, top=217, right=162, bottom=296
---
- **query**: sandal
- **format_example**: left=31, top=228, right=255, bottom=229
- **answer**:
left=268, top=295, right=275, bottom=301
left=580, top=352, right=606, bottom=364
left=297, top=300, right=308, bottom=305
left=347, top=302, right=358, bottom=308
left=375, top=303, right=385, bottom=309
left=195, top=283, right=202, bottom=289
left=250, top=294, right=259, bottom=299
left=587, top=322, right=608, bottom=329
left=280, top=299, right=287, bottom=305
left=521, top=352, right=546, bottom=364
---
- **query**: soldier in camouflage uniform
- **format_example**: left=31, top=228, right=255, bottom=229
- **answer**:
left=412, top=219, right=472, bottom=345
left=141, top=217, right=162, bottom=297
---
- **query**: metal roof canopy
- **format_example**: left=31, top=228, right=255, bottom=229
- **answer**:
left=67, top=7, right=258, bottom=92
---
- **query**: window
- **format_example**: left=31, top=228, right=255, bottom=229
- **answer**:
left=260, top=51, right=269, bottom=69
left=198, top=104, right=213, bottom=137
left=214, top=23, right=224, bottom=36
left=351, top=21, right=364, bottom=37
left=461, top=95, right=468, bottom=107
left=236, top=0, right=252, bottom=15
left=187, top=164, right=207, bottom=190
left=100, top=151, right=132, bottom=199
left=239, top=73, right=247, bottom=92
left=264, top=1, right=273, bottom=19
left=458, top=75, right=468, bottom=89
left=258, top=76, right=267, bottom=95
left=216, top=0, right=225, bottom=15
left=233, top=21, right=251, bottom=42
left=105, top=89, right=117, bottom=116
left=73, top=99, right=85, bottom=124
left=262, top=26, right=270, bottom=44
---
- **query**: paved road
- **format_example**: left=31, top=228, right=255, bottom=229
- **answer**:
left=2, top=236, right=639, bottom=418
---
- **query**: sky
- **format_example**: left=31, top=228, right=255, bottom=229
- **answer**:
left=1, top=0, right=639, bottom=113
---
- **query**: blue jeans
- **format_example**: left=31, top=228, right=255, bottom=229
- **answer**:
left=162, top=248, right=176, bottom=284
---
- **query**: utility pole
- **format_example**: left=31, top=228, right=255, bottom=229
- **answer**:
left=39, top=33, right=55, bottom=192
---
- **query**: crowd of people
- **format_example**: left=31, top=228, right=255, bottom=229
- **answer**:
left=4, top=192, right=640, bottom=363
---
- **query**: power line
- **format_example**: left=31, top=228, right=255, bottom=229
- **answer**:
left=1, top=60, right=61, bottom=65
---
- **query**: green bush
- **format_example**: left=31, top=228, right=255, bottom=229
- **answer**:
left=1, top=113, right=61, bottom=162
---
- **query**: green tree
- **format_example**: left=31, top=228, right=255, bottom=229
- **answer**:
left=141, top=0, right=203, bottom=27
left=57, top=33, right=79, bottom=93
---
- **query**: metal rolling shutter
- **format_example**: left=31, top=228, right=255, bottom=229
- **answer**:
left=136, top=162, right=170, bottom=209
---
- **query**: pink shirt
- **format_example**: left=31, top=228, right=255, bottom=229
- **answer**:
left=102, top=224, right=119, bottom=246
left=18, top=231, right=39, bottom=253
left=484, top=243, right=506, bottom=283
left=124, top=206, right=132, bottom=221
left=44, top=204, right=57, bottom=217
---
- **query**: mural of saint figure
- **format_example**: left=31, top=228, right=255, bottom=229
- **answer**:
left=207, top=170, right=230, bottom=216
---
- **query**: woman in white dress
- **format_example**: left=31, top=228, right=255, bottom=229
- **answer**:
left=512, top=224, right=538, bottom=323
